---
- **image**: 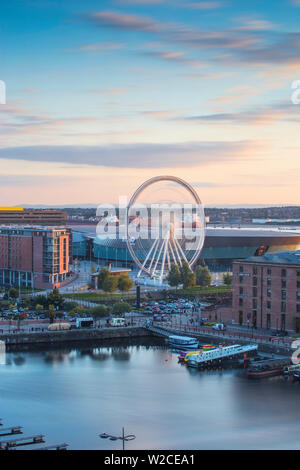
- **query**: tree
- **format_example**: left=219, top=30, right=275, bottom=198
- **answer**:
left=8, top=287, right=18, bottom=300
left=47, top=288, right=64, bottom=309
left=90, top=305, right=108, bottom=326
left=195, top=265, right=212, bottom=287
left=118, top=274, right=134, bottom=293
left=180, top=262, right=196, bottom=288
left=102, top=275, right=118, bottom=293
left=223, top=272, right=233, bottom=286
left=166, top=264, right=181, bottom=288
left=22, top=297, right=31, bottom=308
left=112, top=302, right=131, bottom=316
left=47, top=304, right=55, bottom=324
left=33, top=294, right=48, bottom=308
left=98, top=267, right=110, bottom=290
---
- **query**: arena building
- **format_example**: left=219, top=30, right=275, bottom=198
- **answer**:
left=71, top=225, right=300, bottom=272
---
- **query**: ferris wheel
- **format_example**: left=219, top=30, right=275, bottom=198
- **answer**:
left=126, top=176, right=206, bottom=283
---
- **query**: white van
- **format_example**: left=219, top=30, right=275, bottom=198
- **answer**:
left=212, top=323, right=226, bottom=331
left=110, top=318, right=126, bottom=327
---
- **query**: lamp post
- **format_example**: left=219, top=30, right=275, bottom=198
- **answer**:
left=99, top=428, right=136, bottom=451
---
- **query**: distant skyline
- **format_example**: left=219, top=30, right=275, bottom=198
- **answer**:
left=1, top=0, right=300, bottom=205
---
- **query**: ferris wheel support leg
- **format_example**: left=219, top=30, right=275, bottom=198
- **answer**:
left=159, top=238, right=169, bottom=282
left=168, top=239, right=177, bottom=265
left=166, top=244, right=171, bottom=271
left=174, top=237, right=189, bottom=266
left=151, top=239, right=165, bottom=278
left=148, top=238, right=160, bottom=273
left=172, top=238, right=182, bottom=267
left=137, top=237, right=159, bottom=277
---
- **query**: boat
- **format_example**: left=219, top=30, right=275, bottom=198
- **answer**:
left=247, top=358, right=291, bottom=379
left=168, top=335, right=198, bottom=350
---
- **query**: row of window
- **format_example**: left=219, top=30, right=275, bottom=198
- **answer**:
left=239, top=265, right=300, bottom=277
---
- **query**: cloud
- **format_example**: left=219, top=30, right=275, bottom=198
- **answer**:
left=233, top=17, right=276, bottom=31
left=116, top=0, right=164, bottom=4
left=75, top=42, right=124, bottom=52
left=86, top=10, right=161, bottom=32
left=0, top=141, right=264, bottom=168
left=178, top=102, right=300, bottom=125
left=140, top=49, right=207, bottom=68
left=184, top=2, right=224, bottom=10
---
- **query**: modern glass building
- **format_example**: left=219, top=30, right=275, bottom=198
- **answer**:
left=70, top=225, right=300, bottom=272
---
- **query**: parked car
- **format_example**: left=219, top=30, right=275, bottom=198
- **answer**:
left=271, top=330, right=288, bottom=337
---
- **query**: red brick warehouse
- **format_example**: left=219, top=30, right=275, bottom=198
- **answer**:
left=232, top=251, right=300, bottom=332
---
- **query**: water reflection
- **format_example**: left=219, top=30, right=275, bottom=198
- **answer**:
left=2, top=340, right=300, bottom=449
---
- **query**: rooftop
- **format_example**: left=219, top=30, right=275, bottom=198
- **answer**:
left=239, top=250, right=300, bottom=266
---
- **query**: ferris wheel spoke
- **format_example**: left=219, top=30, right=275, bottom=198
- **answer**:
left=160, top=238, right=169, bottom=282
left=168, top=238, right=177, bottom=265
left=148, top=238, right=160, bottom=273
left=151, top=238, right=165, bottom=277
left=174, top=237, right=189, bottom=265
left=137, top=236, right=159, bottom=277
left=171, top=238, right=182, bottom=267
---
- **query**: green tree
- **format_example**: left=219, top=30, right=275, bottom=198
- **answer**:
left=167, top=264, right=181, bottom=288
left=112, top=302, right=131, bottom=316
left=180, top=262, right=196, bottom=288
left=47, top=304, right=55, bottom=324
left=223, top=272, right=233, bottom=286
left=47, top=288, right=64, bottom=309
left=118, top=274, right=134, bottom=293
left=90, top=305, right=108, bottom=325
left=102, top=275, right=118, bottom=293
left=98, top=267, right=110, bottom=290
left=34, top=294, right=48, bottom=308
left=195, top=265, right=212, bottom=287
left=8, top=287, right=18, bottom=300
left=22, top=296, right=31, bottom=308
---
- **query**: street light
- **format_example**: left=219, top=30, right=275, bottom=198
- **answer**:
left=99, top=428, right=136, bottom=450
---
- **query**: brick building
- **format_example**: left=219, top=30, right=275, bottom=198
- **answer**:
left=0, top=207, right=67, bottom=225
left=0, top=226, right=72, bottom=289
left=233, top=251, right=300, bottom=332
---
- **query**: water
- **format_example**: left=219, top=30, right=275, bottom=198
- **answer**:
left=1, top=339, right=300, bottom=450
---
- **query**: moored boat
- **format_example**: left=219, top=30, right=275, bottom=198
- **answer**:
left=168, top=335, right=198, bottom=350
left=247, top=358, right=291, bottom=379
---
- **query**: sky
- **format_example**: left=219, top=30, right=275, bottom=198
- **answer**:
left=0, top=0, right=300, bottom=206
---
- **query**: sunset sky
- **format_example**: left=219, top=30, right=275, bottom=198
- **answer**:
left=1, top=0, right=300, bottom=206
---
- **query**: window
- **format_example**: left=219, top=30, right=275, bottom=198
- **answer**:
left=267, top=289, right=271, bottom=298
left=267, top=268, right=272, bottom=275
left=281, top=302, right=286, bottom=313
left=281, top=269, right=286, bottom=277
left=239, top=276, right=243, bottom=284
left=282, top=279, right=286, bottom=289
left=297, top=305, right=300, bottom=313
left=239, top=287, right=243, bottom=295
left=239, top=298, right=243, bottom=307
left=282, top=290, right=286, bottom=300
left=267, top=301, right=271, bottom=309
left=253, top=267, right=257, bottom=275
left=253, top=299, right=257, bottom=309
left=297, top=281, right=300, bottom=289
left=297, top=292, right=300, bottom=300
left=253, top=277, right=257, bottom=286
left=267, top=278, right=271, bottom=287
left=253, top=287, right=257, bottom=298
left=239, top=265, right=244, bottom=273
left=297, top=271, right=300, bottom=277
